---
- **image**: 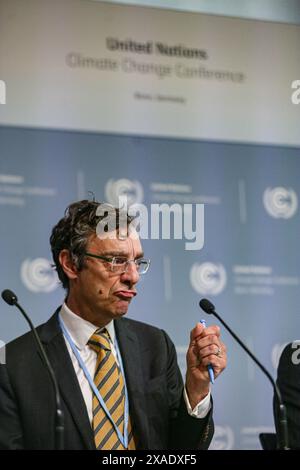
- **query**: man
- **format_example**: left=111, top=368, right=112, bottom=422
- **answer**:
left=0, top=200, right=227, bottom=449
left=274, top=342, right=300, bottom=450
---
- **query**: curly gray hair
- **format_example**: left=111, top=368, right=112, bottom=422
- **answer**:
left=50, top=199, right=133, bottom=290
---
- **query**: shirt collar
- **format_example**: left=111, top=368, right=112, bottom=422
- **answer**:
left=60, top=302, right=115, bottom=351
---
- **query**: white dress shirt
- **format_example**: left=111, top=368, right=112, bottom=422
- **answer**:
left=60, top=303, right=211, bottom=424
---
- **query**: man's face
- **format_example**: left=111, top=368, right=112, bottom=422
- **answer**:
left=68, top=230, right=144, bottom=326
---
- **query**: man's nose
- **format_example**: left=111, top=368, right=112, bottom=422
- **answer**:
left=121, top=261, right=140, bottom=284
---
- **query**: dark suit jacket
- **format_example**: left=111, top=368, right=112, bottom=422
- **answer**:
left=274, top=342, right=300, bottom=450
left=0, top=309, right=213, bottom=450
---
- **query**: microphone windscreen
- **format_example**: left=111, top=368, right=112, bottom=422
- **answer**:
left=1, top=289, right=18, bottom=306
left=199, top=298, right=215, bottom=314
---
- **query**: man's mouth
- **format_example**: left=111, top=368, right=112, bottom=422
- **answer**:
left=115, top=290, right=137, bottom=300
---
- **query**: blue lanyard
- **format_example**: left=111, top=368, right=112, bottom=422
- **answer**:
left=58, top=315, right=129, bottom=449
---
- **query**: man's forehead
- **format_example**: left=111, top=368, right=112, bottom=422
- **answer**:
left=90, top=231, right=143, bottom=252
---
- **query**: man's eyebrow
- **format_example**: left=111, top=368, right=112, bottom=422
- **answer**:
left=101, top=251, right=145, bottom=259
left=99, top=251, right=126, bottom=257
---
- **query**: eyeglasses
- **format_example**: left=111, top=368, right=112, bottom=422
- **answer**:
left=84, top=252, right=150, bottom=275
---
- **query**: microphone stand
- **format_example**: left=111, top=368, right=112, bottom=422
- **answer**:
left=199, top=299, right=289, bottom=450
left=2, top=290, right=64, bottom=449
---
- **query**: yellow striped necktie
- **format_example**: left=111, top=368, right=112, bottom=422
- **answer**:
left=88, top=328, right=136, bottom=450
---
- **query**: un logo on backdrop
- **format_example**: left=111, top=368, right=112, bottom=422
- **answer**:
left=21, top=258, right=59, bottom=293
left=190, top=262, right=227, bottom=295
left=105, top=178, right=144, bottom=206
left=263, top=187, right=298, bottom=219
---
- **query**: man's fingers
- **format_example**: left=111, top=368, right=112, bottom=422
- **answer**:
left=197, top=340, right=226, bottom=358
left=201, top=325, right=220, bottom=338
left=191, top=324, right=220, bottom=343
left=197, top=344, right=221, bottom=360
left=201, top=353, right=227, bottom=370
left=190, top=322, right=205, bottom=342
left=195, top=334, right=220, bottom=350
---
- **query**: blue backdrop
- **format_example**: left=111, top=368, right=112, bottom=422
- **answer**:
left=1, top=125, right=300, bottom=448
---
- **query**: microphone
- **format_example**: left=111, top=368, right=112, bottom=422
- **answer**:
left=2, top=289, right=18, bottom=305
left=1, top=289, right=64, bottom=450
left=199, top=298, right=289, bottom=451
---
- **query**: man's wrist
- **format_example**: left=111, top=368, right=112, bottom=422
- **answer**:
left=183, top=387, right=211, bottom=418
left=185, top=383, right=210, bottom=409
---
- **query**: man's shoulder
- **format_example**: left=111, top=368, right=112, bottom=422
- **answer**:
left=5, top=310, right=60, bottom=356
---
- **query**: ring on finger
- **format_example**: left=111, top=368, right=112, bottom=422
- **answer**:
left=216, top=346, right=222, bottom=357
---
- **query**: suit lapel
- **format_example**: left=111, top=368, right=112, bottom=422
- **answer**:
left=115, top=319, right=150, bottom=449
left=39, top=311, right=95, bottom=450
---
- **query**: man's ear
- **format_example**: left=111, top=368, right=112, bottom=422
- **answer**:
left=58, top=249, right=78, bottom=281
